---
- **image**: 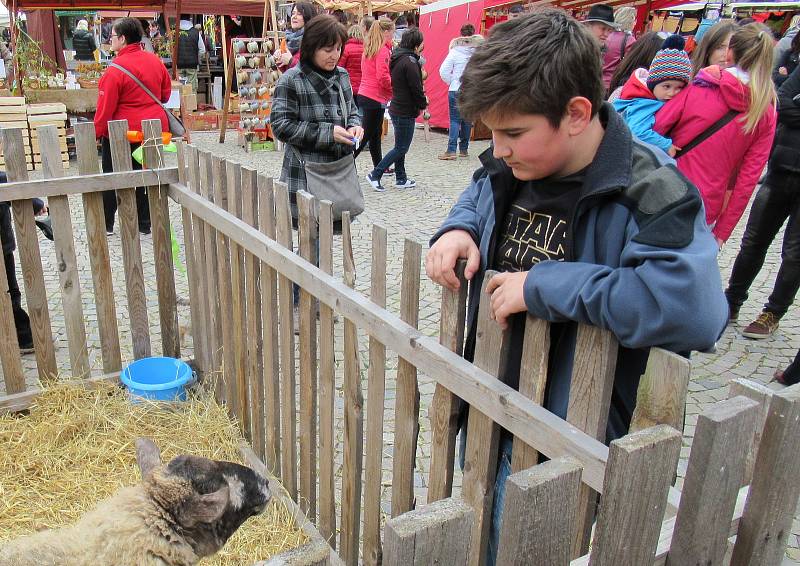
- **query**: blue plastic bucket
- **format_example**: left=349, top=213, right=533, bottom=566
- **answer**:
left=120, top=357, right=194, bottom=401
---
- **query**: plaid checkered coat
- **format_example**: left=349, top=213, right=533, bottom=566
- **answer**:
left=270, top=63, right=360, bottom=208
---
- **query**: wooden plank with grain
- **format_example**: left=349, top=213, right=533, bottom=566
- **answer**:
left=207, top=156, right=227, bottom=402
left=391, top=239, right=423, bottom=518
left=0, top=169, right=178, bottom=202
left=630, top=348, right=691, bottom=433
left=213, top=156, right=235, bottom=408
left=427, top=260, right=468, bottom=503
left=1, top=127, right=57, bottom=382
left=38, top=124, right=90, bottom=379
left=363, top=223, right=388, bottom=565
left=187, top=146, right=211, bottom=377
left=728, top=378, right=773, bottom=486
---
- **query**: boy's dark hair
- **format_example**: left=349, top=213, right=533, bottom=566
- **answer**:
left=113, top=17, right=144, bottom=45
left=460, top=23, right=475, bottom=36
left=458, top=9, right=604, bottom=128
left=399, top=27, right=423, bottom=50
left=292, top=2, right=318, bottom=25
left=299, top=15, right=347, bottom=64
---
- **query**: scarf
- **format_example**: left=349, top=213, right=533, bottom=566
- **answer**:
left=286, top=27, right=304, bottom=55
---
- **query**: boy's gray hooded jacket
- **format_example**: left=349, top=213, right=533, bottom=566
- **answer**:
left=431, top=104, right=728, bottom=441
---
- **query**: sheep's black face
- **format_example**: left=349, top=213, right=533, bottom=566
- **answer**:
left=164, top=455, right=271, bottom=557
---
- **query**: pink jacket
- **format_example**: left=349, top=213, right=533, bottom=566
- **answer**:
left=358, top=41, right=393, bottom=104
left=654, top=66, right=776, bottom=242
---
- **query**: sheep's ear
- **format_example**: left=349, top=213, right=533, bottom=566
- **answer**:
left=179, top=486, right=230, bottom=526
left=136, top=437, right=162, bottom=478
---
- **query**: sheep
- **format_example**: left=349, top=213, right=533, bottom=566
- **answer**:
left=0, top=438, right=271, bottom=566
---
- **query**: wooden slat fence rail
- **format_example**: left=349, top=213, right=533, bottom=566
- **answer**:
left=3, top=136, right=800, bottom=566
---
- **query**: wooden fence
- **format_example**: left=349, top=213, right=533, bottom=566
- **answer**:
left=1, top=121, right=799, bottom=565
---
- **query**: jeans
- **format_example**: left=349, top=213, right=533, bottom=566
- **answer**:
left=354, top=95, right=384, bottom=168
left=447, top=90, right=472, bottom=154
left=371, top=114, right=416, bottom=183
left=725, top=171, right=800, bottom=318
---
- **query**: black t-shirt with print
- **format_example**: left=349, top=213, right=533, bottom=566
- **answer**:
left=492, top=169, right=585, bottom=392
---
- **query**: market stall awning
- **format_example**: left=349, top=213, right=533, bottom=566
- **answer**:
left=1, top=0, right=276, bottom=17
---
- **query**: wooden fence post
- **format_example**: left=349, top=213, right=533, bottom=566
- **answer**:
left=496, top=458, right=582, bottom=565
left=428, top=260, right=468, bottom=503
left=462, top=271, right=511, bottom=566
left=199, top=152, right=221, bottom=395
left=666, top=396, right=758, bottom=566
left=730, top=384, right=800, bottom=566
left=213, top=156, right=235, bottom=408
left=384, top=498, right=474, bottom=566
left=629, top=348, right=691, bottom=433
left=589, top=425, right=681, bottom=566
left=728, top=378, right=773, bottom=486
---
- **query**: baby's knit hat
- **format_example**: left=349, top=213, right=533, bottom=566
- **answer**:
left=647, top=35, right=692, bottom=91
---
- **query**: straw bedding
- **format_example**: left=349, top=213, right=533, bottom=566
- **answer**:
left=0, top=381, right=309, bottom=564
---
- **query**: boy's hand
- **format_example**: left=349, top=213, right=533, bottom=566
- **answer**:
left=667, top=145, right=680, bottom=157
left=486, top=271, right=528, bottom=330
left=426, top=229, right=480, bottom=291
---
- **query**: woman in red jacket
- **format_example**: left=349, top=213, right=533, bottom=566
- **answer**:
left=94, top=17, right=171, bottom=235
left=339, top=24, right=365, bottom=97
left=654, top=23, right=777, bottom=247
left=354, top=18, right=394, bottom=170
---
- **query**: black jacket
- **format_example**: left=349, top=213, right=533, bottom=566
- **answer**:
left=770, top=65, right=800, bottom=174
left=72, top=29, right=96, bottom=61
left=177, top=27, right=200, bottom=69
left=388, top=48, right=427, bottom=118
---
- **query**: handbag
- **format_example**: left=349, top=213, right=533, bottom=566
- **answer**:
left=674, top=109, right=739, bottom=159
left=109, top=62, right=186, bottom=138
left=287, top=82, right=363, bottom=221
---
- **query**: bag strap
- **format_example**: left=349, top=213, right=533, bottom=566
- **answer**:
left=620, top=32, right=630, bottom=59
left=674, top=109, right=739, bottom=159
left=109, top=62, right=171, bottom=124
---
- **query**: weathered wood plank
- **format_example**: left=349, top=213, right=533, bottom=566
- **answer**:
left=214, top=157, right=235, bottom=408
left=167, top=180, right=611, bottom=492
left=75, top=122, right=121, bottom=374
left=364, top=223, right=388, bottom=566
left=0, top=168, right=178, bottom=201
left=297, top=190, right=317, bottom=521
left=188, top=146, right=211, bottom=380
left=428, top=260, right=468, bottom=503
left=730, top=384, right=800, bottom=566
left=511, top=316, right=550, bottom=473
left=728, top=378, right=773, bottom=486
left=274, top=181, right=298, bottom=501
left=566, top=325, right=618, bottom=557
left=666, top=396, right=758, bottom=566
left=630, top=348, right=690, bottom=433
left=384, top=498, right=474, bottom=566
left=142, top=120, right=179, bottom=359
left=463, top=272, right=510, bottom=566
left=340, top=211, right=363, bottom=566
left=108, top=120, right=151, bottom=359
left=39, top=124, right=90, bottom=379
left=496, top=458, right=582, bottom=566
left=589, top=425, right=681, bottom=566
left=258, top=174, right=281, bottom=479
left=207, top=156, right=227, bottom=402
left=1, top=127, right=57, bottom=381
left=391, top=239, right=423, bottom=518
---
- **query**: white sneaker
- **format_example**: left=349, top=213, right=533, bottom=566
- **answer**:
left=366, top=172, right=386, bottom=192
left=395, top=178, right=416, bottom=189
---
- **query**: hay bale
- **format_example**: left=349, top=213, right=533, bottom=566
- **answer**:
left=0, top=381, right=309, bottom=564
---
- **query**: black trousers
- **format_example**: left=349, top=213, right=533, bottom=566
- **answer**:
left=101, top=137, right=150, bottom=232
left=725, top=171, right=800, bottom=318
left=782, top=348, right=800, bottom=385
left=354, top=95, right=384, bottom=168
left=3, top=251, right=31, bottom=343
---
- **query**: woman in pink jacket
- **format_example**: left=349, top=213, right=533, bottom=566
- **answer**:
left=654, top=24, right=777, bottom=247
left=354, top=19, right=394, bottom=169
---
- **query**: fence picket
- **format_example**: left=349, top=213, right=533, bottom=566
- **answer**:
left=589, top=425, right=681, bottom=565
left=364, top=223, right=388, bottom=565
left=38, top=124, right=90, bottom=379
left=340, top=211, right=364, bottom=566
left=666, top=396, right=758, bottom=566
left=496, top=459, right=582, bottom=565
left=428, top=260, right=468, bottom=503
left=728, top=378, right=773, bottom=486
left=207, top=156, right=228, bottom=401
left=198, top=151, right=221, bottom=397
left=213, top=158, right=235, bottom=408
left=108, top=120, right=151, bottom=359
left=1, top=127, right=57, bottom=382
left=630, top=349, right=690, bottom=433
left=384, top=498, right=474, bottom=566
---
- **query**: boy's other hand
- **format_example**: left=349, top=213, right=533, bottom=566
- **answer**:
left=486, top=271, right=528, bottom=330
left=426, top=230, right=480, bottom=291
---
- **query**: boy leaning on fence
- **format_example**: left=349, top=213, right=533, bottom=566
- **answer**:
left=425, top=9, right=729, bottom=564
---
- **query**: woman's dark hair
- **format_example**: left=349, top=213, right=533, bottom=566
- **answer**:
left=399, top=26, right=423, bottom=50
left=332, top=9, right=349, bottom=26
left=395, top=15, right=408, bottom=27
left=607, top=32, right=664, bottom=96
left=113, top=17, right=144, bottom=45
left=292, top=2, right=318, bottom=26
left=299, top=15, right=347, bottom=64
left=461, top=23, right=475, bottom=36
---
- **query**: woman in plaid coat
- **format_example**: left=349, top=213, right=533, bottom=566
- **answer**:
left=271, top=15, right=363, bottom=215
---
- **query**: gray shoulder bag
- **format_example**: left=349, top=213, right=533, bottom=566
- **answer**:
left=288, top=82, right=363, bottom=221
left=109, top=62, right=186, bottom=137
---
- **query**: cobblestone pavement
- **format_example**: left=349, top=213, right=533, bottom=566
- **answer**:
left=2, top=126, right=798, bottom=562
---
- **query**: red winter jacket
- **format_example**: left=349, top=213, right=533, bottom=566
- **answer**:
left=654, top=65, right=776, bottom=242
left=339, top=38, right=364, bottom=94
left=94, top=43, right=172, bottom=139
left=359, top=40, right=393, bottom=104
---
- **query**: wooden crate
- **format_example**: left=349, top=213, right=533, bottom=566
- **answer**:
left=27, top=105, right=69, bottom=168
